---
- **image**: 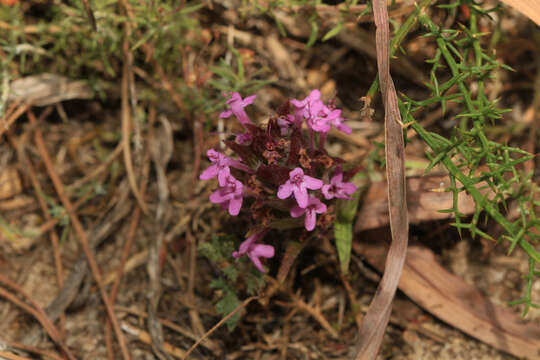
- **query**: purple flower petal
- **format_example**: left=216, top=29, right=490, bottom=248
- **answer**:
left=228, top=197, right=243, bottom=216
left=249, top=254, right=266, bottom=272
left=341, top=182, right=357, bottom=194
left=303, top=175, right=323, bottom=190
left=232, top=230, right=273, bottom=272
left=222, top=92, right=255, bottom=126
left=304, top=209, right=317, bottom=231
left=199, top=165, right=218, bottom=180
left=289, top=167, right=304, bottom=178
left=290, top=206, right=306, bottom=218
left=331, top=171, right=343, bottom=185
left=209, top=188, right=227, bottom=203
left=219, top=109, right=233, bottom=119
left=336, top=123, right=352, bottom=134
left=250, top=243, right=274, bottom=258
left=313, top=200, right=327, bottom=213
left=277, top=183, right=293, bottom=199
left=293, top=187, right=308, bottom=208
left=243, top=94, right=257, bottom=105
left=217, top=166, right=231, bottom=186
left=321, top=184, right=334, bottom=200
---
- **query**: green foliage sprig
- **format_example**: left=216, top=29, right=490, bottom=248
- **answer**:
left=199, top=234, right=265, bottom=331
left=399, top=2, right=540, bottom=314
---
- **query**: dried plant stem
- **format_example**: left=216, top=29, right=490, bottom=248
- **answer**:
left=106, top=111, right=151, bottom=360
left=68, top=142, right=123, bottom=190
left=6, top=342, right=64, bottom=360
left=0, top=103, right=30, bottom=139
left=121, top=49, right=148, bottom=214
left=184, top=296, right=259, bottom=359
left=0, top=350, right=31, bottom=360
left=27, top=110, right=132, bottom=360
left=13, top=133, right=66, bottom=336
left=353, top=0, right=409, bottom=358
left=0, top=276, right=75, bottom=360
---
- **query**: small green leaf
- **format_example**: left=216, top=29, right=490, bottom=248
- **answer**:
left=306, top=17, right=318, bottom=48
left=322, top=22, right=343, bottom=42
left=333, top=173, right=368, bottom=274
left=215, top=290, right=242, bottom=331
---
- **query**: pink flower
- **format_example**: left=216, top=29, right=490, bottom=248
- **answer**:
left=200, top=149, right=254, bottom=184
left=324, top=107, right=352, bottom=134
left=200, top=149, right=233, bottom=184
left=235, top=132, right=253, bottom=145
left=209, top=170, right=244, bottom=216
left=306, top=101, right=332, bottom=133
left=232, top=229, right=274, bottom=272
left=290, top=89, right=321, bottom=127
left=219, top=92, right=257, bottom=126
left=277, top=114, right=295, bottom=136
left=322, top=167, right=357, bottom=200
left=277, top=167, right=323, bottom=208
left=290, top=196, right=327, bottom=231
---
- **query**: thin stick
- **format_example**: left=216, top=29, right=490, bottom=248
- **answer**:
left=183, top=296, right=259, bottom=359
left=6, top=342, right=64, bottom=360
left=0, top=350, right=32, bottom=360
left=28, top=110, right=132, bottom=360
left=106, top=115, right=150, bottom=360
left=68, top=142, right=123, bottom=190
left=0, top=276, right=75, bottom=360
left=13, top=133, right=66, bottom=335
left=8, top=107, right=65, bottom=336
left=0, top=103, right=30, bottom=139
left=121, top=53, right=147, bottom=213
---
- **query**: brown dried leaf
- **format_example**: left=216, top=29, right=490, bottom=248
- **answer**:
left=8, top=74, right=92, bottom=106
left=355, top=175, right=477, bottom=231
left=352, top=0, right=409, bottom=358
left=500, top=0, right=540, bottom=26
left=359, top=244, right=540, bottom=359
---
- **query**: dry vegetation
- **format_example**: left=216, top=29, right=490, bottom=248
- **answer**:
left=0, top=0, right=539, bottom=359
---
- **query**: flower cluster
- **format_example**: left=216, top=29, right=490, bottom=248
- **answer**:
left=200, top=91, right=357, bottom=272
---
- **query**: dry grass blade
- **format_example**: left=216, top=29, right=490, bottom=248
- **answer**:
left=353, top=0, right=409, bottom=358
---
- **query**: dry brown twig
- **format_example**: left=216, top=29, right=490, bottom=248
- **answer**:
left=0, top=350, right=32, bottom=360
left=114, top=305, right=222, bottom=356
left=8, top=108, right=66, bottom=336
left=27, top=110, right=132, bottom=360
left=5, top=341, right=65, bottom=360
left=120, top=24, right=148, bottom=214
left=183, top=296, right=260, bottom=359
left=0, top=275, right=75, bottom=360
left=105, top=111, right=151, bottom=360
